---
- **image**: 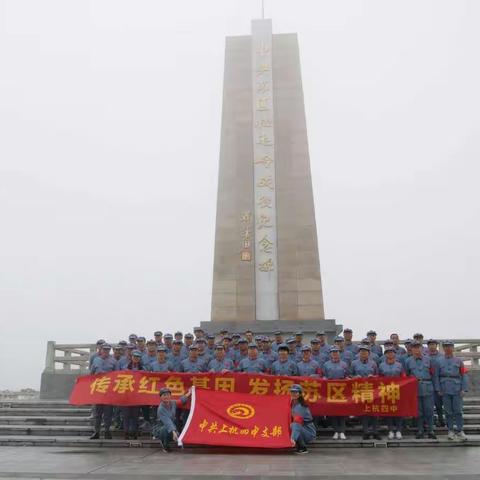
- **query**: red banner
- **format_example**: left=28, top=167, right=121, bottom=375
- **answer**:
left=178, top=387, right=292, bottom=448
left=70, top=371, right=417, bottom=416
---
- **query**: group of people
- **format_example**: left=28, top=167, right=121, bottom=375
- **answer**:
left=88, top=327, right=469, bottom=452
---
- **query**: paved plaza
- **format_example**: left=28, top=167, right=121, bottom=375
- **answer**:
left=0, top=446, right=480, bottom=479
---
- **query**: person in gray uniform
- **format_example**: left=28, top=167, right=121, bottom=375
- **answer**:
left=90, top=344, right=117, bottom=439
left=237, top=344, right=268, bottom=373
left=351, top=346, right=380, bottom=440
left=323, top=346, right=350, bottom=440
left=150, top=346, right=173, bottom=372
left=290, top=384, right=316, bottom=454
left=379, top=346, right=405, bottom=439
left=437, top=340, right=469, bottom=440
left=405, top=341, right=440, bottom=439
left=154, top=387, right=192, bottom=452
left=343, top=328, right=359, bottom=355
left=208, top=345, right=235, bottom=372
left=297, top=345, right=321, bottom=377
left=427, top=339, right=445, bottom=427
left=271, top=344, right=299, bottom=376
left=179, top=345, right=204, bottom=373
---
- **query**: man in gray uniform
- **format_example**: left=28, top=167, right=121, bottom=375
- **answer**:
left=437, top=340, right=469, bottom=440
left=180, top=345, right=205, bottom=373
left=427, top=339, right=445, bottom=427
left=237, top=344, right=268, bottom=373
left=141, top=340, right=158, bottom=370
left=405, top=341, right=440, bottom=439
left=90, top=344, right=117, bottom=439
left=343, top=328, right=359, bottom=355
left=208, top=345, right=235, bottom=372
left=271, top=344, right=299, bottom=376
left=89, top=339, right=106, bottom=371
left=168, top=340, right=184, bottom=371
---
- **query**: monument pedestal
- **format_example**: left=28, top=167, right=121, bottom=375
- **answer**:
left=199, top=319, right=341, bottom=344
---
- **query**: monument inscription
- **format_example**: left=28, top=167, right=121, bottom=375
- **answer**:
left=205, top=19, right=339, bottom=338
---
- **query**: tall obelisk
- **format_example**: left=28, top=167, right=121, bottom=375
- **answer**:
left=202, top=19, right=339, bottom=338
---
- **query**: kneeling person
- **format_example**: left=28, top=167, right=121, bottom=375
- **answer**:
left=154, top=387, right=191, bottom=452
left=290, top=384, right=316, bottom=454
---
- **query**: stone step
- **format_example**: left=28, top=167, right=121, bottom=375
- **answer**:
left=0, top=408, right=90, bottom=417
left=0, top=416, right=91, bottom=426
left=0, top=401, right=86, bottom=409
left=464, top=406, right=480, bottom=413
left=315, top=425, right=480, bottom=435
left=0, top=434, right=478, bottom=448
left=1, top=398, right=478, bottom=412
left=2, top=414, right=480, bottom=427
left=0, top=425, right=93, bottom=436
left=461, top=397, right=480, bottom=403
left=1, top=424, right=480, bottom=437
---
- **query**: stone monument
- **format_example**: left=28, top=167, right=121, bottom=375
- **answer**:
left=200, top=19, right=340, bottom=340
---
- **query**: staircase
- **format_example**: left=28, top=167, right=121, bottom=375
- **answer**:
left=1, top=399, right=479, bottom=449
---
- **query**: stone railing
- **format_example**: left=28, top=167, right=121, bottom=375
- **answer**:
left=43, top=339, right=480, bottom=372
left=43, top=341, right=96, bottom=374
left=445, top=339, right=480, bottom=370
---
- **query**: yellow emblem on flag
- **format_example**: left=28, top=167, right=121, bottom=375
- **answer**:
left=226, top=403, right=255, bottom=420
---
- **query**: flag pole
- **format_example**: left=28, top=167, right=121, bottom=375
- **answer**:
left=178, top=385, right=196, bottom=447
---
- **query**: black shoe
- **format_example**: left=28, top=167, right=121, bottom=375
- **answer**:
left=295, top=447, right=309, bottom=454
left=362, top=434, right=370, bottom=440
left=415, top=433, right=424, bottom=439
left=124, top=433, right=130, bottom=440
left=104, top=431, right=112, bottom=440
left=427, top=432, right=437, bottom=439
left=89, top=432, right=100, bottom=440
left=373, top=434, right=382, bottom=440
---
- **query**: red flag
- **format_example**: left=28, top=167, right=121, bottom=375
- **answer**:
left=178, top=387, right=292, bottom=449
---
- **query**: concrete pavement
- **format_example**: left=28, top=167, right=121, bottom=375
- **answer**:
left=1, top=446, right=480, bottom=479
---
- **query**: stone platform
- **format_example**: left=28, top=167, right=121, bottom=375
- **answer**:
left=198, top=319, right=341, bottom=344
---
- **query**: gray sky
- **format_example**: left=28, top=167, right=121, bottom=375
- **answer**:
left=0, top=0, right=479, bottom=390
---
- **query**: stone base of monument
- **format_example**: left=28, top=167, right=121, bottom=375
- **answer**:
left=198, top=319, right=341, bottom=344
left=40, top=371, right=80, bottom=400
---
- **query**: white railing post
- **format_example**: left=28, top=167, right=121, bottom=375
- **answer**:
left=63, top=350, right=72, bottom=371
left=44, top=341, right=55, bottom=373
left=470, top=345, right=479, bottom=368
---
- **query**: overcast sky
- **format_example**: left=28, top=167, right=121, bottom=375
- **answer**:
left=1, top=0, right=479, bottom=390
